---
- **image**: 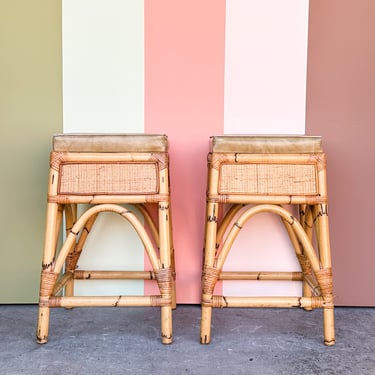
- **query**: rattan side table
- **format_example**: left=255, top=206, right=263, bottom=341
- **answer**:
left=36, top=134, right=175, bottom=344
left=200, top=135, right=335, bottom=346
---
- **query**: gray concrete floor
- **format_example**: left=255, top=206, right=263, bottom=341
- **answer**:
left=0, top=305, right=374, bottom=374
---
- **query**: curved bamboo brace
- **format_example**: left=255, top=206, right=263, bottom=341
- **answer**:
left=281, top=216, right=303, bottom=256
left=135, top=203, right=160, bottom=248
left=65, top=212, right=99, bottom=271
left=215, top=204, right=321, bottom=273
left=53, top=204, right=160, bottom=275
left=281, top=213, right=320, bottom=301
left=300, top=204, right=313, bottom=239
left=63, top=204, right=78, bottom=260
left=64, top=210, right=99, bottom=298
left=216, top=204, right=244, bottom=249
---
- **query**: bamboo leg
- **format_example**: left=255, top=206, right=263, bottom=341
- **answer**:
left=136, top=202, right=177, bottom=309
left=167, top=204, right=177, bottom=310
left=158, top=201, right=173, bottom=344
left=200, top=201, right=219, bottom=344
left=55, top=205, right=64, bottom=250
left=36, top=202, right=60, bottom=344
left=298, top=204, right=314, bottom=310
left=64, top=204, right=77, bottom=299
left=313, top=204, right=335, bottom=346
left=37, top=307, right=50, bottom=344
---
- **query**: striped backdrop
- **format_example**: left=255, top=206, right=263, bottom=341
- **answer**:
left=62, top=0, right=309, bottom=303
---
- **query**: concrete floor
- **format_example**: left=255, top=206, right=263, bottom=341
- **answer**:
left=0, top=305, right=374, bottom=375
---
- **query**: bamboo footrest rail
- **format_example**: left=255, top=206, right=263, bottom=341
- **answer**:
left=36, top=134, right=175, bottom=345
left=219, top=271, right=304, bottom=281
left=74, top=270, right=158, bottom=280
left=209, top=296, right=329, bottom=309
left=200, top=136, right=335, bottom=346
left=48, top=295, right=171, bottom=308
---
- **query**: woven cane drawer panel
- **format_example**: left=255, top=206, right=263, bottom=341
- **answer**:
left=219, top=163, right=317, bottom=195
left=59, top=163, right=158, bottom=195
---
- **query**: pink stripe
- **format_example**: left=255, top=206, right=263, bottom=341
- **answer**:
left=144, top=0, right=225, bottom=303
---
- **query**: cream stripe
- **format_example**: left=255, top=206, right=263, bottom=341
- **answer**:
left=62, top=0, right=144, bottom=133
left=62, top=1, right=145, bottom=296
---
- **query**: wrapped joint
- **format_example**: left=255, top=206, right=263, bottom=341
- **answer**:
left=150, top=295, right=171, bottom=307
left=307, top=296, right=324, bottom=309
left=152, top=152, right=168, bottom=170
left=66, top=251, right=80, bottom=271
left=156, top=268, right=172, bottom=298
left=201, top=265, right=220, bottom=296
left=212, top=296, right=228, bottom=308
left=315, top=268, right=333, bottom=297
left=39, top=270, right=58, bottom=298
left=50, top=152, right=64, bottom=171
left=297, top=254, right=312, bottom=275
left=209, top=153, right=228, bottom=170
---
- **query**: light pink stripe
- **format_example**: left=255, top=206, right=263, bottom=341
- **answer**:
left=144, top=0, right=225, bottom=303
left=222, top=0, right=309, bottom=298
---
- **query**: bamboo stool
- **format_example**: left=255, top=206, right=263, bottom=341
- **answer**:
left=200, top=135, right=335, bottom=346
left=37, top=134, right=175, bottom=344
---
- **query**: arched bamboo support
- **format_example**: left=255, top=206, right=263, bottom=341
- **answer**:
left=64, top=210, right=99, bottom=298
left=135, top=203, right=160, bottom=248
left=37, top=134, right=174, bottom=345
left=201, top=136, right=334, bottom=347
left=201, top=204, right=334, bottom=346
left=215, top=204, right=320, bottom=273
left=54, top=204, right=160, bottom=274
left=216, top=204, right=244, bottom=249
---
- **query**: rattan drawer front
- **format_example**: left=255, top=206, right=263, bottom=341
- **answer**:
left=59, top=163, right=158, bottom=195
left=219, top=163, right=317, bottom=195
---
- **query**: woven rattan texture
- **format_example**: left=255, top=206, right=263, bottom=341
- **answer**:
left=59, top=163, right=158, bottom=195
left=219, top=163, right=317, bottom=195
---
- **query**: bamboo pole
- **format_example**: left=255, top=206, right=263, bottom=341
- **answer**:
left=49, top=295, right=167, bottom=308
left=135, top=204, right=159, bottom=247
left=53, top=204, right=160, bottom=274
left=52, top=194, right=170, bottom=205
left=209, top=194, right=327, bottom=205
left=216, top=204, right=321, bottom=272
left=212, top=296, right=323, bottom=309
left=216, top=204, right=244, bottom=247
left=56, top=152, right=161, bottom=163
left=73, top=270, right=155, bottom=280
left=219, top=271, right=303, bottom=281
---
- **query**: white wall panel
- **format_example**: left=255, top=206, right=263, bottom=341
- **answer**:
left=62, top=1, right=145, bottom=295
left=62, top=0, right=144, bottom=132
